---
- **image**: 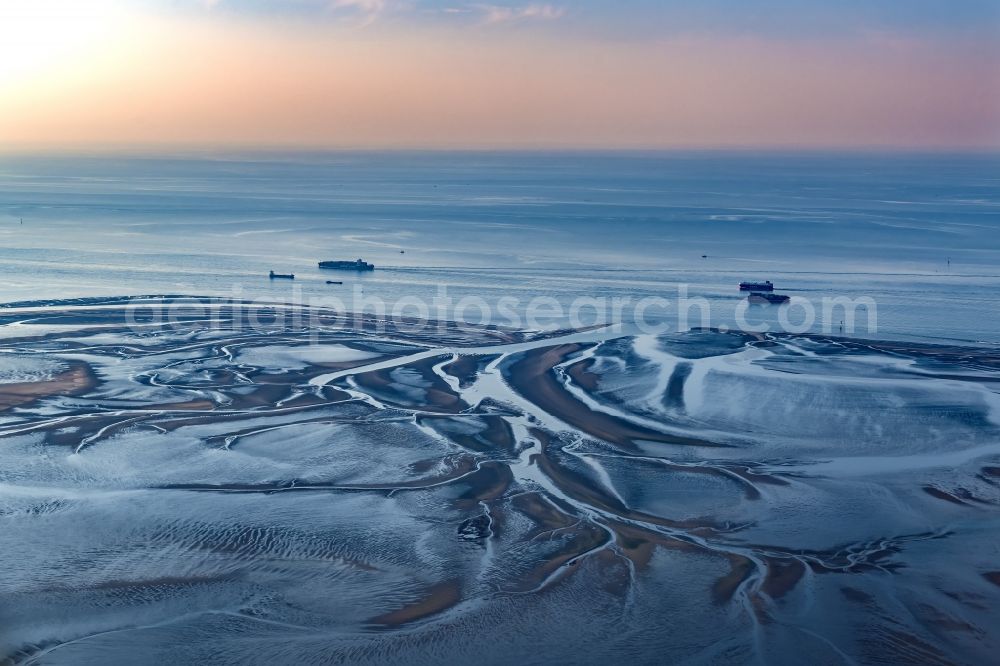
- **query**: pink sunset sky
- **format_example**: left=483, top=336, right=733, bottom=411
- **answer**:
left=1, top=0, right=998, bottom=150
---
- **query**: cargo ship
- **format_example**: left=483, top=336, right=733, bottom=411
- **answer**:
left=318, top=258, right=375, bottom=271
left=739, top=280, right=773, bottom=291
left=747, top=292, right=789, bottom=304
left=269, top=270, right=294, bottom=280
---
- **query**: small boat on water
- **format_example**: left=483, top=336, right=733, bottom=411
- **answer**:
left=325, top=280, right=343, bottom=285
left=748, top=292, right=789, bottom=304
left=319, top=258, right=375, bottom=271
left=269, top=270, right=294, bottom=280
left=739, top=280, right=773, bottom=291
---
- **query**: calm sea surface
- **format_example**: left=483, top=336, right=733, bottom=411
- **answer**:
left=0, top=151, right=998, bottom=343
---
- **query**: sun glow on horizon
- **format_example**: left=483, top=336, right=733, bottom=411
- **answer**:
left=0, top=1, right=134, bottom=91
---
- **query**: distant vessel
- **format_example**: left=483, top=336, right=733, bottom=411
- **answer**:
left=325, top=280, right=343, bottom=285
left=269, top=270, right=294, bottom=280
left=318, top=258, right=374, bottom=271
left=748, top=292, right=789, bottom=304
left=739, top=280, right=773, bottom=291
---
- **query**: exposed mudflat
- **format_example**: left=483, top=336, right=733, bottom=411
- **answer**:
left=1, top=299, right=999, bottom=665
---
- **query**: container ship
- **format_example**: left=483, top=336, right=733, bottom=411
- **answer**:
left=739, top=280, right=773, bottom=291
left=318, top=258, right=375, bottom=271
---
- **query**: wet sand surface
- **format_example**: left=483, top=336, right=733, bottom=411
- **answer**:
left=0, top=364, right=95, bottom=411
left=1, top=299, right=999, bottom=665
left=505, top=344, right=715, bottom=448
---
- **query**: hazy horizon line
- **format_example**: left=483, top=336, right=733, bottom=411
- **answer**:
left=4, top=143, right=999, bottom=157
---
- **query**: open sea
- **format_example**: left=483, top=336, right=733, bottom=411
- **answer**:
left=1, top=150, right=998, bottom=343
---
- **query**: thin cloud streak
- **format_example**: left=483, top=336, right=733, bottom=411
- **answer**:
left=477, top=4, right=566, bottom=25
left=329, top=0, right=392, bottom=26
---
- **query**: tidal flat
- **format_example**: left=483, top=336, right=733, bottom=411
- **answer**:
left=1, top=298, right=998, bottom=665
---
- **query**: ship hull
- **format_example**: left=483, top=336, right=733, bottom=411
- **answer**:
left=318, top=261, right=375, bottom=271
left=748, top=292, right=789, bottom=304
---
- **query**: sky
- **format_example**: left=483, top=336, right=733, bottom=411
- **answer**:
left=1, top=0, right=998, bottom=150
